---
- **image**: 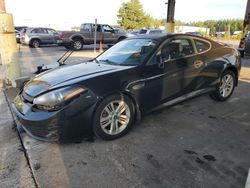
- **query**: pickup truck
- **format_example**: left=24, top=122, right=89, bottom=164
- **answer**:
left=60, top=23, right=127, bottom=50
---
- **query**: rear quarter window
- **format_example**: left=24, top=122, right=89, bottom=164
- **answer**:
left=194, top=39, right=211, bottom=53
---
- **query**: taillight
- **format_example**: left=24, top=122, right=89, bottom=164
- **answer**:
left=24, top=34, right=29, bottom=39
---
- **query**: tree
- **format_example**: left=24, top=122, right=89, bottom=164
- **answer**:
left=117, top=0, right=152, bottom=30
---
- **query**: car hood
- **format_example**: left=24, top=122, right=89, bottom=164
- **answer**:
left=23, top=62, right=134, bottom=97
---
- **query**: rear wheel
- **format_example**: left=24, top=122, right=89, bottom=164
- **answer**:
left=93, top=94, right=135, bottom=140
left=71, top=39, right=83, bottom=51
left=30, top=39, right=41, bottom=48
left=210, top=70, right=236, bottom=101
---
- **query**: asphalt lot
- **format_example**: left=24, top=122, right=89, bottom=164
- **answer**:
left=2, top=45, right=250, bottom=188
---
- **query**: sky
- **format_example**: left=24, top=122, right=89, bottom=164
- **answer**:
left=5, top=0, right=247, bottom=30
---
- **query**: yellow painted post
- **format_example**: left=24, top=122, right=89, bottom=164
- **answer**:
left=165, top=0, right=175, bottom=33
left=0, top=0, right=21, bottom=85
left=165, top=22, right=175, bottom=33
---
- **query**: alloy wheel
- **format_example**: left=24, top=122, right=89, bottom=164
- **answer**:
left=32, top=40, right=40, bottom=48
left=100, top=100, right=131, bottom=135
left=219, top=74, right=234, bottom=98
left=73, top=41, right=82, bottom=50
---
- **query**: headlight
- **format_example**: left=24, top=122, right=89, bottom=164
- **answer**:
left=33, top=86, right=86, bottom=111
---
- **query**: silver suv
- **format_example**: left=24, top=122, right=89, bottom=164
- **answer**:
left=20, top=27, right=62, bottom=48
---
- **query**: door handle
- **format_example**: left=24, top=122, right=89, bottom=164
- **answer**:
left=193, top=60, right=204, bottom=68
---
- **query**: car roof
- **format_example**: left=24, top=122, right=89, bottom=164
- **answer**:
left=129, top=33, right=214, bottom=42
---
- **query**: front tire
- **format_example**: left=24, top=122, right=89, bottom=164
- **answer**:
left=210, top=70, right=236, bottom=101
left=93, top=94, right=135, bottom=140
left=71, top=39, right=83, bottom=51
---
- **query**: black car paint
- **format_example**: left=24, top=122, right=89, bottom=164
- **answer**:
left=12, top=34, right=241, bottom=142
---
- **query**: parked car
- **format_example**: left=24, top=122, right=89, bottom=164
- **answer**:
left=127, top=30, right=139, bottom=37
left=185, top=31, right=202, bottom=36
left=12, top=34, right=241, bottom=142
left=138, top=29, right=165, bottom=35
left=60, top=23, right=127, bottom=51
left=20, top=27, right=62, bottom=48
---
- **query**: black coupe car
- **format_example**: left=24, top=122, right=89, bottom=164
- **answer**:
left=12, top=34, right=241, bottom=142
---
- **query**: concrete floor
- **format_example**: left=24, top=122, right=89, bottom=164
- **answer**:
left=1, top=45, right=250, bottom=188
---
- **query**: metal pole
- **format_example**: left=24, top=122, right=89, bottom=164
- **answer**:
left=165, top=0, right=175, bottom=33
left=0, top=0, right=21, bottom=85
left=94, top=18, right=97, bottom=53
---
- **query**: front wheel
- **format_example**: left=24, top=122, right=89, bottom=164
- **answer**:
left=93, top=94, right=135, bottom=140
left=71, top=39, right=83, bottom=51
left=210, top=70, right=236, bottom=101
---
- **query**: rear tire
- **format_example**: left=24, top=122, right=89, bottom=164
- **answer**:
left=210, top=70, right=236, bottom=101
left=30, top=39, right=41, bottom=48
left=71, top=39, right=83, bottom=51
left=93, top=94, right=135, bottom=140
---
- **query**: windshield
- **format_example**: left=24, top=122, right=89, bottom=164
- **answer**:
left=96, top=39, right=158, bottom=66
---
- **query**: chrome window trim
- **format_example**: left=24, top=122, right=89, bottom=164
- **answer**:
left=192, top=37, right=212, bottom=55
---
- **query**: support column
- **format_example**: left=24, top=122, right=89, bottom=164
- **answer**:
left=0, top=0, right=21, bottom=85
left=165, top=0, right=175, bottom=33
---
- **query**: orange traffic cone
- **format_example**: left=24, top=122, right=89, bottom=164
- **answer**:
left=99, top=41, right=103, bottom=53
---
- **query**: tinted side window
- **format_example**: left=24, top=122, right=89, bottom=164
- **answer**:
left=103, top=25, right=113, bottom=32
left=161, top=38, right=194, bottom=59
left=194, top=39, right=210, bottom=53
left=31, top=28, right=47, bottom=34
left=92, top=25, right=102, bottom=32
left=47, top=29, right=57, bottom=34
left=81, top=24, right=91, bottom=31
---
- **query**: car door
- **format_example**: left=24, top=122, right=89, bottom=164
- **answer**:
left=91, top=24, right=103, bottom=43
left=102, top=25, right=116, bottom=44
left=47, top=29, right=61, bottom=44
left=138, top=37, right=200, bottom=110
left=80, top=24, right=92, bottom=44
left=192, top=38, right=213, bottom=89
left=32, top=28, right=52, bottom=44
